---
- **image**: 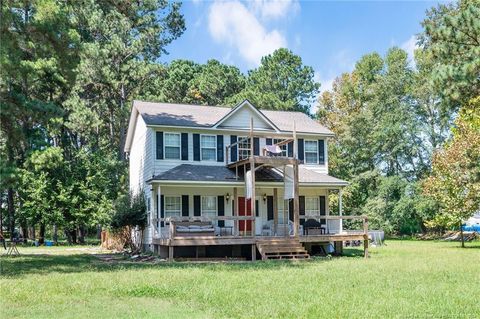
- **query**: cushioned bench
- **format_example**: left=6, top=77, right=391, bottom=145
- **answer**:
left=173, top=221, right=215, bottom=238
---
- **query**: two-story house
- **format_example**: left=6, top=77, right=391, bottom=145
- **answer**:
left=124, top=99, right=369, bottom=260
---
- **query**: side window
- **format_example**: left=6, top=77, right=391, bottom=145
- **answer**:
left=164, top=133, right=181, bottom=159
left=304, top=140, right=318, bottom=164
left=238, top=137, right=251, bottom=160
left=201, top=135, right=217, bottom=161
left=201, top=196, right=217, bottom=219
left=164, top=196, right=181, bottom=220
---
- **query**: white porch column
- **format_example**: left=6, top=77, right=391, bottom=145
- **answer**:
left=157, top=185, right=162, bottom=237
left=150, top=185, right=156, bottom=238
left=339, top=188, right=343, bottom=233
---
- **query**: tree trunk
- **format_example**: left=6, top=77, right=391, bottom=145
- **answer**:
left=78, top=226, right=86, bottom=244
left=39, top=223, right=46, bottom=244
left=20, top=222, right=28, bottom=243
left=53, top=224, right=58, bottom=244
left=459, top=220, right=465, bottom=248
left=7, top=188, right=15, bottom=240
left=96, top=225, right=102, bottom=239
left=65, top=229, right=72, bottom=245
left=29, top=226, right=36, bottom=240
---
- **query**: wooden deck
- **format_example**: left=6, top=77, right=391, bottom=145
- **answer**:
left=152, top=232, right=366, bottom=247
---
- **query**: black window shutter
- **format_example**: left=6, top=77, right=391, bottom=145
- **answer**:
left=156, top=132, right=163, bottom=160
left=181, top=195, right=189, bottom=217
left=253, top=137, right=260, bottom=156
left=193, top=134, right=200, bottom=161
left=255, top=200, right=259, bottom=217
left=181, top=133, right=188, bottom=161
left=287, top=142, right=293, bottom=157
left=299, top=196, right=305, bottom=226
left=160, top=195, right=165, bottom=227
left=267, top=196, right=274, bottom=221
left=319, top=196, right=326, bottom=224
left=266, top=138, right=272, bottom=145
left=217, top=196, right=225, bottom=227
left=298, top=139, right=304, bottom=161
left=288, top=199, right=293, bottom=221
left=318, top=140, right=325, bottom=165
left=217, top=135, right=224, bottom=162
left=230, top=135, right=237, bottom=162
left=193, top=195, right=201, bottom=216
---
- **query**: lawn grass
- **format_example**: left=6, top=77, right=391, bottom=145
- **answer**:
left=1, top=240, right=479, bottom=318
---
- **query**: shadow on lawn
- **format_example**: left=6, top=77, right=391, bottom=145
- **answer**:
left=0, top=247, right=367, bottom=279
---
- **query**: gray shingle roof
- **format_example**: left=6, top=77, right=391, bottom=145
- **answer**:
left=150, top=164, right=283, bottom=182
left=148, top=164, right=348, bottom=186
left=133, top=100, right=333, bottom=135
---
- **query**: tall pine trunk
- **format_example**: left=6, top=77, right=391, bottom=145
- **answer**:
left=39, top=223, right=45, bottom=244
left=7, top=188, right=15, bottom=240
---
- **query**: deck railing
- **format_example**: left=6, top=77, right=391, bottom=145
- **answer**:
left=152, top=215, right=368, bottom=244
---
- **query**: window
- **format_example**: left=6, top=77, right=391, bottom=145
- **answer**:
left=201, top=196, right=217, bottom=219
left=164, top=196, right=181, bottom=220
left=277, top=199, right=288, bottom=224
left=305, top=197, right=320, bottom=216
left=238, top=136, right=251, bottom=160
left=273, top=139, right=288, bottom=157
left=201, top=135, right=216, bottom=161
left=164, top=133, right=180, bottom=159
left=304, top=140, right=318, bottom=164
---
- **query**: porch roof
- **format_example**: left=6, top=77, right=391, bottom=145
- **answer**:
left=147, top=164, right=348, bottom=187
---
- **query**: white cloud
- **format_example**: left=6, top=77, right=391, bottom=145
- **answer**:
left=208, top=0, right=287, bottom=66
left=250, top=0, right=300, bottom=20
left=401, top=35, right=418, bottom=64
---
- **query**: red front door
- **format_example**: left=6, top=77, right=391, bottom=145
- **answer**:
left=238, top=197, right=252, bottom=232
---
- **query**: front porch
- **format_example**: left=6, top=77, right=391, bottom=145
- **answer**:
left=151, top=214, right=369, bottom=261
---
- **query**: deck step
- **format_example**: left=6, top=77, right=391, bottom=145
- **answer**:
left=256, top=238, right=310, bottom=261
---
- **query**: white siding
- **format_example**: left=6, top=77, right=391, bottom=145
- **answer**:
left=129, top=114, right=152, bottom=194
left=219, top=107, right=273, bottom=130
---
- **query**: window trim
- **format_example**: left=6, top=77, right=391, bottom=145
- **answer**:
left=163, top=132, right=181, bottom=160
left=237, top=136, right=251, bottom=160
left=201, top=195, right=217, bottom=217
left=304, top=139, right=319, bottom=165
left=164, top=195, right=182, bottom=220
left=200, top=134, right=217, bottom=162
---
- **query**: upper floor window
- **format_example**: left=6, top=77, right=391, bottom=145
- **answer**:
left=201, top=196, right=217, bottom=218
left=238, top=136, right=251, bottom=160
left=201, top=135, right=216, bottom=161
left=304, top=140, right=318, bottom=164
left=165, top=196, right=181, bottom=219
left=273, top=139, right=288, bottom=157
left=164, top=133, right=181, bottom=159
left=305, top=197, right=320, bottom=216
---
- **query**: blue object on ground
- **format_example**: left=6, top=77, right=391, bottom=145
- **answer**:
left=462, top=225, right=480, bottom=232
left=45, top=241, right=53, bottom=246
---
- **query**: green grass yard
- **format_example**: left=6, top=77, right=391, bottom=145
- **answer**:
left=1, top=240, right=479, bottom=319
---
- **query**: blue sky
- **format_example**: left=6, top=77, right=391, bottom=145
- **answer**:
left=161, top=0, right=444, bottom=93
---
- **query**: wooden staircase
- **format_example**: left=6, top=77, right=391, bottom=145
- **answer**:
left=256, top=238, right=310, bottom=260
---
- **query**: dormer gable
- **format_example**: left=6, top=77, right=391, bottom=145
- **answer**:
left=213, top=100, right=279, bottom=132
